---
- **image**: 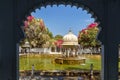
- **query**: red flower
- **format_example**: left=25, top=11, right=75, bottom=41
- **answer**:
left=24, top=21, right=28, bottom=28
left=54, top=40, right=63, bottom=48
left=57, top=40, right=63, bottom=44
left=27, top=16, right=34, bottom=22
left=81, top=29, right=88, bottom=34
left=87, top=23, right=98, bottom=29
left=82, top=29, right=86, bottom=32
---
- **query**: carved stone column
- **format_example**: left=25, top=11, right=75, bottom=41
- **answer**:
left=98, top=1, right=120, bottom=80
left=101, top=43, right=118, bottom=80
left=0, top=1, right=18, bottom=80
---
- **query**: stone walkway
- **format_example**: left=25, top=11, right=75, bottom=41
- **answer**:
left=19, top=76, right=85, bottom=80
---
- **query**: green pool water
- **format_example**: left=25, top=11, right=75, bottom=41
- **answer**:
left=19, top=54, right=101, bottom=71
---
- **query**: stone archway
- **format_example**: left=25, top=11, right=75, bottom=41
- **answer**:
left=0, top=0, right=120, bottom=80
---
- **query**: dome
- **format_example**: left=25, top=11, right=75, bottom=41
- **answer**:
left=62, top=30, right=78, bottom=46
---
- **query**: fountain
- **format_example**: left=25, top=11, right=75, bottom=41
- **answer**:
left=54, top=30, right=86, bottom=65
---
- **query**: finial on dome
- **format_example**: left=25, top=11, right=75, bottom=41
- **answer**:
left=69, top=27, right=72, bottom=32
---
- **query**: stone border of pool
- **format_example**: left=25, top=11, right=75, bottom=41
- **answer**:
left=19, top=70, right=100, bottom=77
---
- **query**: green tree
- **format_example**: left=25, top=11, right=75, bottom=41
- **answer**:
left=23, top=16, right=51, bottom=48
left=54, top=34, right=63, bottom=40
left=78, top=23, right=100, bottom=48
left=46, top=28, right=53, bottom=38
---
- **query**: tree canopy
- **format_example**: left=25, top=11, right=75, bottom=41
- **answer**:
left=78, top=23, right=100, bottom=48
left=54, top=34, right=63, bottom=40
left=21, top=16, right=100, bottom=48
left=23, top=16, right=53, bottom=48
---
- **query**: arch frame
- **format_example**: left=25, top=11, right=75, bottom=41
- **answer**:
left=0, top=0, right=120, bottom=80
left=16, top=0, right=103, bottom=43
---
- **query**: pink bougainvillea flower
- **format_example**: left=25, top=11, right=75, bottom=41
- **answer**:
left=87, top=23, right=98, bottom=29
left=57, top=40, right=63, bottom=44
left=54, top=40, right=63, bottom=48
left=81, top=29, right=88, bottom=34
left=27, top=16, right=34, bottom=22
left=24, top=21, right=28, bottom=28
left=81, top=29, right=86, bottom=32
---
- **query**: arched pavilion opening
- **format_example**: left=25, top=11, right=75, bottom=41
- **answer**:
left=0, top=0, right=120, bottom=80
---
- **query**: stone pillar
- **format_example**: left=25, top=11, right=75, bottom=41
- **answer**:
left=99, top=2, right=120, bottom=80
left=0, top=1, right=19, bottom=80
left=55, top=47, right=56, bottom=52
left=101, top=43, right=118, bottom=80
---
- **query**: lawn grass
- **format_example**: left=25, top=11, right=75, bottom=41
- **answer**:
left=19, top=54, right=101, bottom=71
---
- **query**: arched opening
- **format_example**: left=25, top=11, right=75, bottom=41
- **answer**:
left=1, top=1, right=120, bottom=80
left=19, top=4, right=101, bottom=79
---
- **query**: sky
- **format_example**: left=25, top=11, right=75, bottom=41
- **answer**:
left=31, top=5, right=94, bottom=36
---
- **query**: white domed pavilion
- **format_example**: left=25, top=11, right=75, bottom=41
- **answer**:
left=54, top=30, right=86, bottom=65
left=61, top=30, right=79, bottom=57
left=62, top=30, right=78, bottom=47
